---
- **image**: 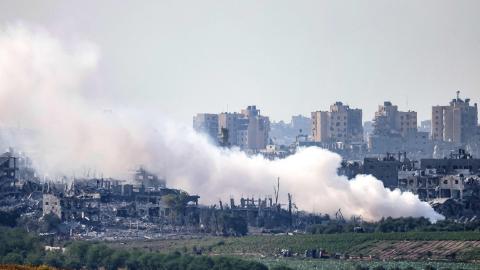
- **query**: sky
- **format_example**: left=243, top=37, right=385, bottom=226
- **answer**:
left=1, top=0, right=479, bottom=124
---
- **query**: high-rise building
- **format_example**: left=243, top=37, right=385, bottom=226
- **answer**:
left=372, top=101, right=417, bottom=138
left=431, top=92, right=478, bottom=144
left=193, top=113, right=219, bottom=142
left=218, top=112, right=249, bottom=148
left=311, top=102, right=363, bottom=143
left=216, top=106, right=270, bottom=150
left=241, top=105, right=270, bottom=150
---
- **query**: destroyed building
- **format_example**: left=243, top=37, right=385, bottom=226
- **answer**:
left=198, top=196, right=290, bottom=235
left=339, top=152, right=414, bottom=189
left=133, top=167, right=166, bottom=190
left=420, top=149, right=480, bottom=174
left=30, top=164, right=202, bottom=239
left=398, top=169, right=440, bottom=200
left=41, top=176, right=199, bottom=226
left=339, top=149, right=480, bottom=219
left=0, top=152, right=18, bottom=197
left=42, top=193, right=100, bottom=222
left=0, top=150, right=43, bottom=216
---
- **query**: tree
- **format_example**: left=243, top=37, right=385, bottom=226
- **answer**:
left=2, top=252, right=23, bottom=264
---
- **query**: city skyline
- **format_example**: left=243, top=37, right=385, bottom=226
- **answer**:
left=2, top=2, right=480, bottom=268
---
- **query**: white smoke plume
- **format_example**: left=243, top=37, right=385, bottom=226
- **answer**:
left=0, top=23, right=444, bottom=222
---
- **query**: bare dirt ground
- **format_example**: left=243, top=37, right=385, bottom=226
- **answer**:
left=365, top=240, right=480, bottom=261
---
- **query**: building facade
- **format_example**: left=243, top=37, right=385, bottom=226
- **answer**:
left=431, top=92, right=478, bottom=144
left=218, top=112, right=249, bottom=148
left=216, top=106, right=270, bottom=150
left=311, top=102, right=363, bottom=143
left=372, top=101, right=417, bottom=138
left=241, top=106, right=270, bottom=150
left=193, top=113, right=219, bottom=142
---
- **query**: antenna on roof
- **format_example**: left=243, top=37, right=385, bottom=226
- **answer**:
left=457, top=90, right=460, bottom=100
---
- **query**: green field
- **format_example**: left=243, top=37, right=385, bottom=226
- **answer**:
left=209, top=232, right=480, bottom=255
left=109, top=232, right=480, bottom=269
left=111, top=231, right=480, bottom=255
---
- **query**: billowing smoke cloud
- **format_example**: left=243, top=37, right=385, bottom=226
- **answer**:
left=0, top=23, right=444, bottom=222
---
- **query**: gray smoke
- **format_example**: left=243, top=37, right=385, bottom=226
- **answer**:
left=0, top=23, right=444, bottom=222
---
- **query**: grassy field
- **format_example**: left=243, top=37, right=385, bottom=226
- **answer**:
left=110, top=231, right=480, bottom=255
left=107, top=232, right=480, bottom=269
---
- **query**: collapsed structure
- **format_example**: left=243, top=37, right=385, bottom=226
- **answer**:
left=1, top=150, right=309, bottom=239
left=340, top=149, right=480, bottom=219
left=3, top=142, right=480, bottom=240
left=39, top=168, right=201, bottom=237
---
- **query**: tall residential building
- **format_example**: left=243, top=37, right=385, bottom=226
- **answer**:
left=432, top=92, right=478, bottom=144
left=311, top=102, right=363, bottom=143
left=193, top=113, right=219, bottom=142
left=241, top=105, right=270, bottom=150
left=372, top=101, right=417, bottom=138
left=218, top=112, right=249, bottom=148
left=217, top=105, right=270, bottom=150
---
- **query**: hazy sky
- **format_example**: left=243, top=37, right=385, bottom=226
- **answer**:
left=1, top=0, right=479, bottom=124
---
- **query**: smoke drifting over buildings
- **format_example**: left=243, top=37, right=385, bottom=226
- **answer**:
left=0, top=23, right=443, bottom=222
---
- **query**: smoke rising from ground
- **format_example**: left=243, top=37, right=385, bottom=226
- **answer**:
left=0, top=23, right=444, bottom=222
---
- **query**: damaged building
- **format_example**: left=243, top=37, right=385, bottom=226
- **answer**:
left=39, top=170, right=201, bottom=238
left=42, top=192, right=100, bottom=222
left=339, top=149, right=480, bottom=219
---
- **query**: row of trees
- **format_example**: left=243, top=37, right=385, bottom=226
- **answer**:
left=307, top=216, right=480, bottom=234
left=43, top=242, right=269, bottom=270
left=0, top=226, right=281, bottom=270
